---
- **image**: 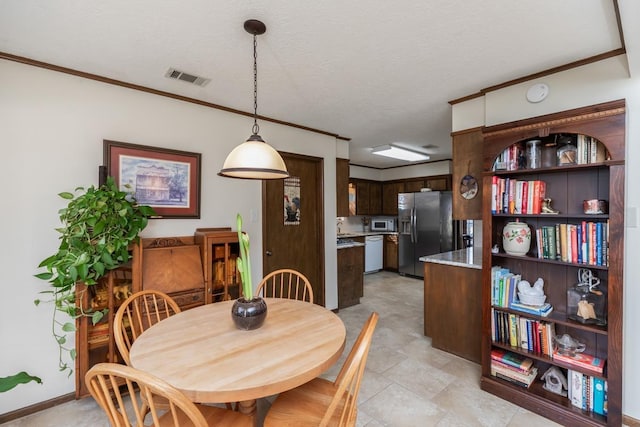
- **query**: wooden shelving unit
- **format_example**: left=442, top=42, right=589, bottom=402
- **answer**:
left=481, top=100, right=625, bottom=426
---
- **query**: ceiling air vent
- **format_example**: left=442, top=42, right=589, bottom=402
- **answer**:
left=165, top=68, right=210, bottom=87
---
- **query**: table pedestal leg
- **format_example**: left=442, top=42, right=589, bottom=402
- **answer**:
left=237, top=399, right=257, bottom=426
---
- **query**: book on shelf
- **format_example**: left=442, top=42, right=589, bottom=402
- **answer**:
left=568, top=369, right=607, bottom=415
left=552, top=350, right=605, bottom=374
left=510, top=301, right=553, bottom=317
left=490, top=349, right=533, bottom=372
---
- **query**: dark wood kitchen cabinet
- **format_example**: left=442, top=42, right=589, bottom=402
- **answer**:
left=383, top=234, right=398, bottom=271
left=382, top=182, right=403, bottom=215
left=337, top=244, right=364, bottom=309
left=381, top=175, right=452, bottom=216
left=350, top=179, right=382, bottom=216
left=336, top=158, right=350, bottom=217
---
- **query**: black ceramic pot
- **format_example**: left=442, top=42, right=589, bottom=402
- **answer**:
left=231, top=297, right=268, bottom=330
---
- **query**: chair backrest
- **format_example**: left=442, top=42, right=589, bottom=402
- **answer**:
left=255, top=269, right=314, bottom=303
left=114, top=290, right=181, bottom=365
left=323, top=312, right=379, bottom=426
left=86, top=362, right=208, bottom=427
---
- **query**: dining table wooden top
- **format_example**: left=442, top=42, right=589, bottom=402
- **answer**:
left=129, top=297, right=346, bottom=405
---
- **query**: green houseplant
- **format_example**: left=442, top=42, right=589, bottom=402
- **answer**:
left=35, top=177, right=155, bottom=372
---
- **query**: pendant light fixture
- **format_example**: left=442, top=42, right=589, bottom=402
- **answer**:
left=219, top=19, right=289, bottom=179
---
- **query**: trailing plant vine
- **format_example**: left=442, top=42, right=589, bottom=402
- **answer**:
left=35, top=177, right=155, bottom=373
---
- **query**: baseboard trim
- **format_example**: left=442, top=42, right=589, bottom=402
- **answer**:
left=0, top=392, right=75, bottom=424
left=624, top=414, right=640, bottom=427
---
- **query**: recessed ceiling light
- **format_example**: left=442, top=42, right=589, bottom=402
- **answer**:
left=371, top=144, right=430, bottom=162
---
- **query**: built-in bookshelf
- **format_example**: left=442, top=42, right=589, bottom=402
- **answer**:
left=481, top=100, right=625, bottom=427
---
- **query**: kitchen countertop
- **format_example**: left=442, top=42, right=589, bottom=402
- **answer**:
left=336, top=241, right=365, bottom=250
left=419, top=247, right=482, bottom=270
left=337, top=231, right=398, bottom=238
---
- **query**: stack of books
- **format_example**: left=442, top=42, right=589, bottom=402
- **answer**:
left=490, top=349, right=537, bottom=388
left=534, top=221, right=609, bottom=266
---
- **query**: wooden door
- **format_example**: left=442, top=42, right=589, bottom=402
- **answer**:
left=262, top=153, right=324, bottom=305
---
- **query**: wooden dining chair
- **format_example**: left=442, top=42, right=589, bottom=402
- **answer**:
left=85, top=363, right=252, bottom=427
left=255, top=268, right=314, bottom=303
left=263, top=312, right=379, bottom=427
left=114, top=290, right=182, bottom=366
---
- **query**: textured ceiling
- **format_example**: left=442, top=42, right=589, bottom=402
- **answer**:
left=0, top=1, right=630, bottom=168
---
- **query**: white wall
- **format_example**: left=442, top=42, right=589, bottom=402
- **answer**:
left=0, top=59, right=339, bottom=413
left=452, top=55, right=640, bottom=419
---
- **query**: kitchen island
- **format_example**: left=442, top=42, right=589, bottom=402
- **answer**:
left=420, top=247, right=482, bottom=363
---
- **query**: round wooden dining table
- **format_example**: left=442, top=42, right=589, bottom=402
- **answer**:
left=129, top=297, right=346, bottom=420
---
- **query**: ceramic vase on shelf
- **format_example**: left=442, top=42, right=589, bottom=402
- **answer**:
left=502, top=221, right=531, bottom=256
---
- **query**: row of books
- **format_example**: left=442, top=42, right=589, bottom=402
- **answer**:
left=534, top=221, right=609, bottom=266
left=490, top=349, right=537, bottom=388
left=491, top=177, right=546, bottom=215
left=490, top=267, right=553, bottom=316
left=491, top=309, right=555, bottom=355
left=569, top=369, right=607, bottom=416
left=492, top=143, right=524, bottom=172
left=575, top=135, right=608, bottom=165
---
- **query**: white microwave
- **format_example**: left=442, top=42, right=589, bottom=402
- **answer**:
left=370, top=218, right=395, bottom=232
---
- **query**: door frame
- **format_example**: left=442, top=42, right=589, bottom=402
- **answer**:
left=261, top=151, right=325, bottom=305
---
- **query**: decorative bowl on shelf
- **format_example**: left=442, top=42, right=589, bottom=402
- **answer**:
left=517, top=292, right=546, bottom=306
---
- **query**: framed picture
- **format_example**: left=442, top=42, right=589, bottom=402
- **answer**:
left=104, top=140, right=201, bottom=218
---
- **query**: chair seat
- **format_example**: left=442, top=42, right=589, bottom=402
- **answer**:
left=157, top=403, right=252, bottom=427
left=264, top=378, right=350, bottom=427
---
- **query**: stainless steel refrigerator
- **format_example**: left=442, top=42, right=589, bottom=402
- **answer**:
left=398, top=191, right=460, bottom=278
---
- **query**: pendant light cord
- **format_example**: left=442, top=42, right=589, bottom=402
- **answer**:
left=252, top=33, right=260, bottom=136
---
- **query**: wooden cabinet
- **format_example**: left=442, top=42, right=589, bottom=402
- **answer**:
left=137, top=236, right=207, bottom=309
left=481, top=100, right=625, bottom=427
left=75, top=260, right=138, bottom=398
left=452, top=128, right=483, bottom=220
left=425, top=175, right=451, bottom=191
left=383, top=234, right=398, bottom=271
left=424, top=262, right=481, bottom=363
left=402, top=179, right=423, bottom=193
left=382, top=182, right=403, bottom=215
left=336, top=158, right=350, bottom=217
left=194, top=229, right=242, bottom=303
left=337, top=244, right=364, bottom=309
left=350, top=179, right=382, bottom=216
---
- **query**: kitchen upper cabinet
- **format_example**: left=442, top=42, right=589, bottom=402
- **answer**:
left=452, top=128, right=483, bottom=219
left=425, top=176, right=451, bottom=191
left=336, top=158, right=350, bottom=217
left=382, top=182, right=403, bottom=216
left=350, top=179, right=382, bottom=216
left=402, top=179, right=423, bottom=192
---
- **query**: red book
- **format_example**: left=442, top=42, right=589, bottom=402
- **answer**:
left=532, top=181, right=541, bottom=214
left=553, top=350, right=605, bottom=374
left=570, top=225, right=578, bottom=264
left=521, top=181, right=529, bottom=214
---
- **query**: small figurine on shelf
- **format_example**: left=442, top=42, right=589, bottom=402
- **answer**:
left=541, top=366, right=568, bottom=396
left=541, top=198, right=560, bottom=214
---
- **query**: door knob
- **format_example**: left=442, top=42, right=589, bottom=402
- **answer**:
left=265, top=250, right=272, bottom=256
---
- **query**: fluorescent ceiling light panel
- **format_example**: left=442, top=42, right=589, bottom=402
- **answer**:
left=371, top=145, right=430, bottom=161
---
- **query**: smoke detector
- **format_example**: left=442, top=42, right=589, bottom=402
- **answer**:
left=165, top=68, right=210, bottom=87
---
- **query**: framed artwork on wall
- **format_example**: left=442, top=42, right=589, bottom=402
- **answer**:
left=103, top=140, right=201, bottom=218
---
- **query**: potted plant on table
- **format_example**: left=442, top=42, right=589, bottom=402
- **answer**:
left=231, top=213, right=267, bottom=330
left=35, top=177, right=155, bottom=373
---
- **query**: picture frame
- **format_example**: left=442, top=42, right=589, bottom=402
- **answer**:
left=103, top=140, right=201, bottom=218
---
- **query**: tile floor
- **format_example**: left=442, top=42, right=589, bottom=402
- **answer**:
left=3, top=271, right=571, bottom=426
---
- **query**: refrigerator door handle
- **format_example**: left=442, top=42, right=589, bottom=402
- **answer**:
left=411, top=207, right=417, bottom=243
